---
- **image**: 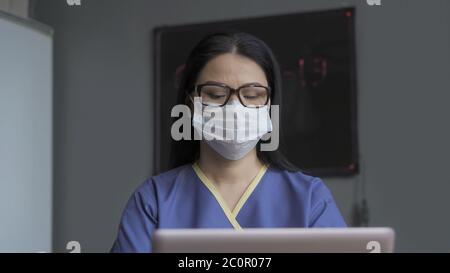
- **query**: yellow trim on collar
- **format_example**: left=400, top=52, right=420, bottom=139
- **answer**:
left=231, top=164, right=268, bottom=217
left=192, top=162, right=269, bottom=230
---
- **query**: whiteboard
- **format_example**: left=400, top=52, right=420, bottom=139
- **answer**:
left=0, top=10, right=53, bottom=252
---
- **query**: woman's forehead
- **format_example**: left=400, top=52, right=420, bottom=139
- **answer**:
left=196, top=53, right=268, bottom=87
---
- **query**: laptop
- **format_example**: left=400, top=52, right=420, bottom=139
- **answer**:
left=152, top=227, right=395, bottom=253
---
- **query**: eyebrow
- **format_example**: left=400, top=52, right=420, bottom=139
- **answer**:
left=198, top=81, right=266, bottom=87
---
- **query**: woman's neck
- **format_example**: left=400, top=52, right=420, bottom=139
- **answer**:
left=197, top=141, right=263, bottom=186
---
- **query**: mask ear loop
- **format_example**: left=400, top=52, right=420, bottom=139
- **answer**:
left=186, top=89, right=204, bottom=141
left=185, top=89, right=195, bottom=105
left=186, top=89, right=205, bottom=116
left=260, top=99, right=273, bottom=142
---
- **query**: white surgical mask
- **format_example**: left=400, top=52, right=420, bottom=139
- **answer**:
left=192, top=99, right=272, bottom=160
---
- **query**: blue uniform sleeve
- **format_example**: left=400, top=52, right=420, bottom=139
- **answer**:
left=111, top=179, right=158, bottom=253
left=308, top=178, right=347, bottom=228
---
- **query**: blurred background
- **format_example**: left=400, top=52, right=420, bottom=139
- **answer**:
left=0, top=0, right=449, bottom=252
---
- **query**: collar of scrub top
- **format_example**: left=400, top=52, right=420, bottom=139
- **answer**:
left=192, top=162, right=269, bottom=230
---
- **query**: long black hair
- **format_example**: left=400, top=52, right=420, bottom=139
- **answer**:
left=169, top=30, right=299, bottom=172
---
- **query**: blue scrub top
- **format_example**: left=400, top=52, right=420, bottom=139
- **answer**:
left=111, top=163, right=346, bottom=253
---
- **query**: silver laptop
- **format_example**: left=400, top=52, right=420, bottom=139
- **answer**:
left=153, top=227, right=395, bottom=253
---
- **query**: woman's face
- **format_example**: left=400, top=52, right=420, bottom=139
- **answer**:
left=195, top=53, right=269, bottom=102
left=193, top=53, right=271, bottom=159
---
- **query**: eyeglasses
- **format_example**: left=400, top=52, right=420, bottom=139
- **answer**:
left=191, top=82, right=271, bottom=108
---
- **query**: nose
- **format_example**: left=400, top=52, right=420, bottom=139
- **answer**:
left=228, top=93, right=240, bottom=102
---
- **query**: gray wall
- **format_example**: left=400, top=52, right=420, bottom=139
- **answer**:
left=0, top=0, right=29, bottom=18
left=32, top=0, right=450, bottom=252
left=0, top=10, right=52, bottom=252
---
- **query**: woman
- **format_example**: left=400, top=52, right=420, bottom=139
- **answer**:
left=111, top=31, right=346, bottom=253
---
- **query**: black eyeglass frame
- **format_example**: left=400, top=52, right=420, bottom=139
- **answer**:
left=188, top=82, right=271, bottom=108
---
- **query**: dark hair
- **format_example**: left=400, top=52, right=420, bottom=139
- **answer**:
left=169, top=30, right=299, bottom=172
